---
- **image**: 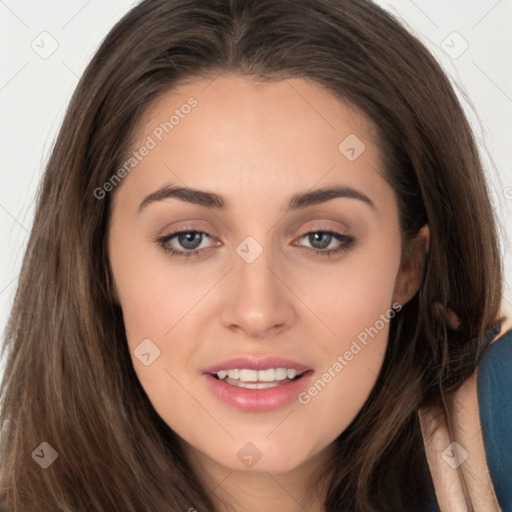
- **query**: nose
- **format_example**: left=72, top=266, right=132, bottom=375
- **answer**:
left=219, top=241, right=297, bottom=338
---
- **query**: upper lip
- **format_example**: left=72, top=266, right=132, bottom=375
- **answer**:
left=203, top=356, right=312, bottom=374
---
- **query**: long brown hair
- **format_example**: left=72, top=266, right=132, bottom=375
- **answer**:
left=0, top=0, right=504, bottom=510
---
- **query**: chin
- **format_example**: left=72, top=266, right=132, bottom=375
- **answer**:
left=211, top=440, right=312, bottom=474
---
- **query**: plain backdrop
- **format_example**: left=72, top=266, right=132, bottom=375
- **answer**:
left=1, top=0, right=511, bottom=378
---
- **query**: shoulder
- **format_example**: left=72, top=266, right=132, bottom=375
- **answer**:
left=477, top=325, right=512, bottom=511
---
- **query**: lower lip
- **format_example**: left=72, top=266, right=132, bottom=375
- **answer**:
left=203, top=371, right=314, bottom=412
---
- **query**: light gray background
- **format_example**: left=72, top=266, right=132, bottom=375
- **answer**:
left=1, top=1, right=511, bottom=377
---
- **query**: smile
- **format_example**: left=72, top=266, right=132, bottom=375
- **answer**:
left=213, top=367, right=307, bottom=388
left=204, top=368, right=313, bottom=411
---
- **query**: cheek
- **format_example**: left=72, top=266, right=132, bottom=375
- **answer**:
left=110, top=249, right=202, bottom=422
left=109, top=225, right=197, bottom=342
left=305, top=241, right=401, bottom=353
left=108, top=229, right=204, bottom=403
left=294, top=242, right=401, bottom=427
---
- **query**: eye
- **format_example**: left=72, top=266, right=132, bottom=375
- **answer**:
left=293, top=230, right=355, bottom=258
left=154, top=230, right=215, bottom=260
left=154, top=228, right=355, bottom=260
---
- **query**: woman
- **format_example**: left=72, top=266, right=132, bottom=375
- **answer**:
left=0, top=0, right=510, bottom=510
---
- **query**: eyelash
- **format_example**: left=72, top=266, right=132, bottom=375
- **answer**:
left=154, top=228, right=355, bottom=260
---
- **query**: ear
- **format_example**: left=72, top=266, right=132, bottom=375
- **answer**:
left=393, top=224, right=429, bottom=307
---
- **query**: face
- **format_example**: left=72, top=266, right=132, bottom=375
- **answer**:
left=107, top=73, right=424, bottom=476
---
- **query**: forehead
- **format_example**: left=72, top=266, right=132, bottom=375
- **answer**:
left=111, top=73, right=392, bottom=214
left=137, top=73, right=378, bottom=147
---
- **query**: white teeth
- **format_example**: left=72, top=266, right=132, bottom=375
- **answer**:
left=239, top=369, right=258, bottom=382
left=232, top=382, right=279, bottom=389
left=274, top=368, right=288, bottom=380
left=215, top=367, right=305, bottom=382
left=287, top=369, right=297, bottom=379
left=257, top=369, right=275, bottom=382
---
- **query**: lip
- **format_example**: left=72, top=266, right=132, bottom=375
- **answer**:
left=202, top=355, right=314, bottom=413
left=203, top=370, right=315, bottom=412
left=202, top=356, right=312, bottom=374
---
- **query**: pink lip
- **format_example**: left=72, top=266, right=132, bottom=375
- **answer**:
left=202, top=355, right=314, bottom=412
left=202, top=356, right=312, bottom=374
left=203, top=370, right=315, bottom=412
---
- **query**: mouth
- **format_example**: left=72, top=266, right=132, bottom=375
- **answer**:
left=202, top=356, right=314, bottom=412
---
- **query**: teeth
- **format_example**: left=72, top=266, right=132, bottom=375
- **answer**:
left=227, top=369, right=240, bottom=379
left=239, top=369, right=258, bottom=382
left=257, top=369, right=275, bottom=382
left=232, top=382, right=280, bottom=389
left=215, top=367, right=305, bottom=382
left=275, top=368, right=288, bottom=380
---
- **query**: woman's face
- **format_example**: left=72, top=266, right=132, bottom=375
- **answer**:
left=107, top=73, right=423, bottom=475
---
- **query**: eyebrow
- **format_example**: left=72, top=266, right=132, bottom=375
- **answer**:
left=137, top=183, right=375, bottom=213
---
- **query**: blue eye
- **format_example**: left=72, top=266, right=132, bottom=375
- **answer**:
left=154, top=231, right=211, bottom=259
left=154, top=229, right=355, bottom=260
left=298, top=230, right=356, bottom=258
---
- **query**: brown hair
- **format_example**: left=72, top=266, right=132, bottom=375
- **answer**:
left=0, top=0, right=504, bottom=510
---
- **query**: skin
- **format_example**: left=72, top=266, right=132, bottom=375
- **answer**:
left=107, top=73, right=428, bottom=511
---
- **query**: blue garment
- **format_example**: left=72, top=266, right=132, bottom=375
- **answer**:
left=477, top=327, right=512, bottom=511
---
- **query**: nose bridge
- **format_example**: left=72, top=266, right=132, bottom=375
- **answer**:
left=221, top=232, right=294, bottom=334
